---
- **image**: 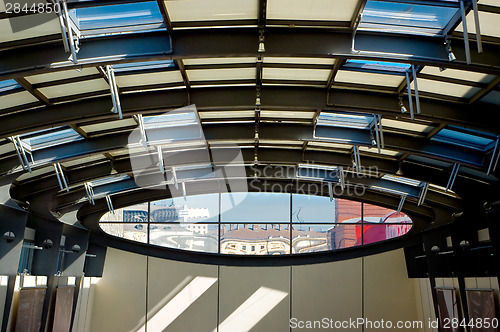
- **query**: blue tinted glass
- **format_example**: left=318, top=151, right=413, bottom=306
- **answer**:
left=69, top=2, right=165, bottom=31
left=360, top=1, right=459, bottom=35
left=344, top=60, right=410, bottom=73
left=432, top=128, right=495, bottom=150
left=0, top=79, right=21, bottom=93
left=112, top=60, right=175, bottom=72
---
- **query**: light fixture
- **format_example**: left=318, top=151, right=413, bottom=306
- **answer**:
left=396, top=162, right=403, bottom=176
left=445, top=37, right=456, bottom=62
left=3, top=232, right=15, bottom=243
left=430, top=245, right=440, bottom=253
left=258, top=31, right=265, bottom=53
left=399, top=96, right=407, bottom=114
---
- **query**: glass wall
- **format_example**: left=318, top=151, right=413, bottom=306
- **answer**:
left=99, top=193, right=413, bottom=255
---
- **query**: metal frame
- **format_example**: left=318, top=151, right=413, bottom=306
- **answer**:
left=445, top=163, right=461, bottom=192
left=84, top=182, right=95, bottom=205
left=58, top=0, right=81, bottom=64
left=105, top=65, right=123, bottom=119
left=53, top=162, right=69, bottom=192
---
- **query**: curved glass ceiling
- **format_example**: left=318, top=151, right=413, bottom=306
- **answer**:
left=99, top=192, right=412, bottom=255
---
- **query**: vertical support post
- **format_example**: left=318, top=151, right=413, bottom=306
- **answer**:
left=487, top=136, right=499, bottom=175
left=411, top=65, right=421, bottom=115
left=105, top=195, right=114, bottom=214
left=157, top=146, right=165, bottom=174
left=405, top=71, right=415, bottom=120
left=445, top=163, right=460, bottom=192
left=61, top=0, right=78, bottom=64
left=328, top=182, right=333, bottom=202
left=418, top=182, right=429, bottom=206
left=397, top=194, right=407, bottom=213
left=460, top=0, right=472, bottom=64
left=471, top=0, right=482, bottom=53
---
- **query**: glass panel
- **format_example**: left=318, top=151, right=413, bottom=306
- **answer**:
left=432, top=127, right=496, bottom=151
left=69, top=1, right=165, bottom=36
left=0, top=79, right=22, bottom=93
left=317, top=111, right=375, bottom=129
left=150, top=223, right=218, bottom=253
left=292, top=194, right=334, bottom=223
left=143, top=112, right=197, bottom=128
left=363, top=203, right=411, bottom=224
left=362, top=224, right=412, bottom=245
left=294, top=224, right=362, bottom=251
left=150, top=194, right=219, bottom=223
left=220, top=192, right=290, bottom=223
left=112, top=60, right=175, bottom=72
left=100, top=223, right=148, bottom=243
left=360, top=1, right=459, bottom=36
left=100, top=203, right=148, bottom=223
left=337, top=199, right=362, bottom=223
left=19, top=127, right=83, bottom=151
left=220, top=224, right=290, bottom=255
left=344, top=60, right=410, bottom=73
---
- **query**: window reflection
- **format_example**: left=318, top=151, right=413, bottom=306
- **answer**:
left=221, top=224, right=290, bottom=255
left=99, top=193, right=413, bottom=255
left=150, top=223, right=218, bottom=253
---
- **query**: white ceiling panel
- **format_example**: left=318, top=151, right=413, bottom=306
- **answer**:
left=382, top=119, right=433, bottom=133
left=80, top=118, right=138, bottom=133
left=183, top=57, right=257, bottom=65
left=38, top=79, right=109, bottom=99
left=263, top=68, right=331, bottom=81
left=116, top=71, right=184, bottom=87
left=0, top=91, right=38, bottom=109
left=26, top=68, right=99, bottom=85
left=267, top=0, right=359, bottom=21
left=335, top=70, right=404, bottom=87
left=413, top=79, right=481, bottom=99
left=199, top=110, right=255, bottom=119
left=420, top=67, right=494, bottom=84
left=165, top=0, right=258, bottom=22
left=264, top=57, right=335, bottom=65
left=456, top=11, right=500, bottom=38
left=0, top=14, right=60, bottom=43
left=187, top=68, right=256, bottom=81
left=260, top=110, right=315, bottom=119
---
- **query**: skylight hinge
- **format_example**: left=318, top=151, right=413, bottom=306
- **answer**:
left=136, top=114, right=148, bottom=149
left=10, top=136, right=32, bottom=173
left=397, top=194, right=407, bottom=214
left=352, top=146, right=361, bottom=173
left=106, top=65, right=122, bottom=119
left=84, top=182, right=95, bottom=205
left=445, top=163, right=460, bottom=192
left=418, top=182, right=429, bottom=206
left=53, top=163, right=69, bottom=192
left=339, top=166, right=345, bottom=190
left=157, top=146, right=165, bottom=174
left=372, top=114, right=384, bottom=153
left=404, top=66, right=421, bottom=120
left=58, top=0, right=80, bottom=64
left=487, top=136, right=500, bottom=175
left=172, top=167, right=178, bottom=189
left=105, top=195, right=115, bottom=214
left=182, top=182, right=187, bottom=201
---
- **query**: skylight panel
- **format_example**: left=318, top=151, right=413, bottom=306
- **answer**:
left=317, top=112, right=376, bottom=130
left=0, top=79, right=22, bottom=94
left=19, top=127, right=83, bottom=151
left=382, top=174, right=421, bottom=187
left=432, top=127, right=496, bottom=151
left=90, top=174, right=131, bottom=187
left=112, top=60, right=175, bottom=72
left=68, top=1, right=166, bottom=37
left=359, top=1, right=459, bottom=36
left=344, top=60, right=410, bottom=73
left=143, top=112, right=197, bottom=129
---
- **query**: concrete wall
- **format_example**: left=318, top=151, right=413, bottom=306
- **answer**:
left=88, top=248, right=421, bottom=332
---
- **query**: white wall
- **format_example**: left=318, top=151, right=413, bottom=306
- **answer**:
left=87, top=248, right=421, bottom=332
